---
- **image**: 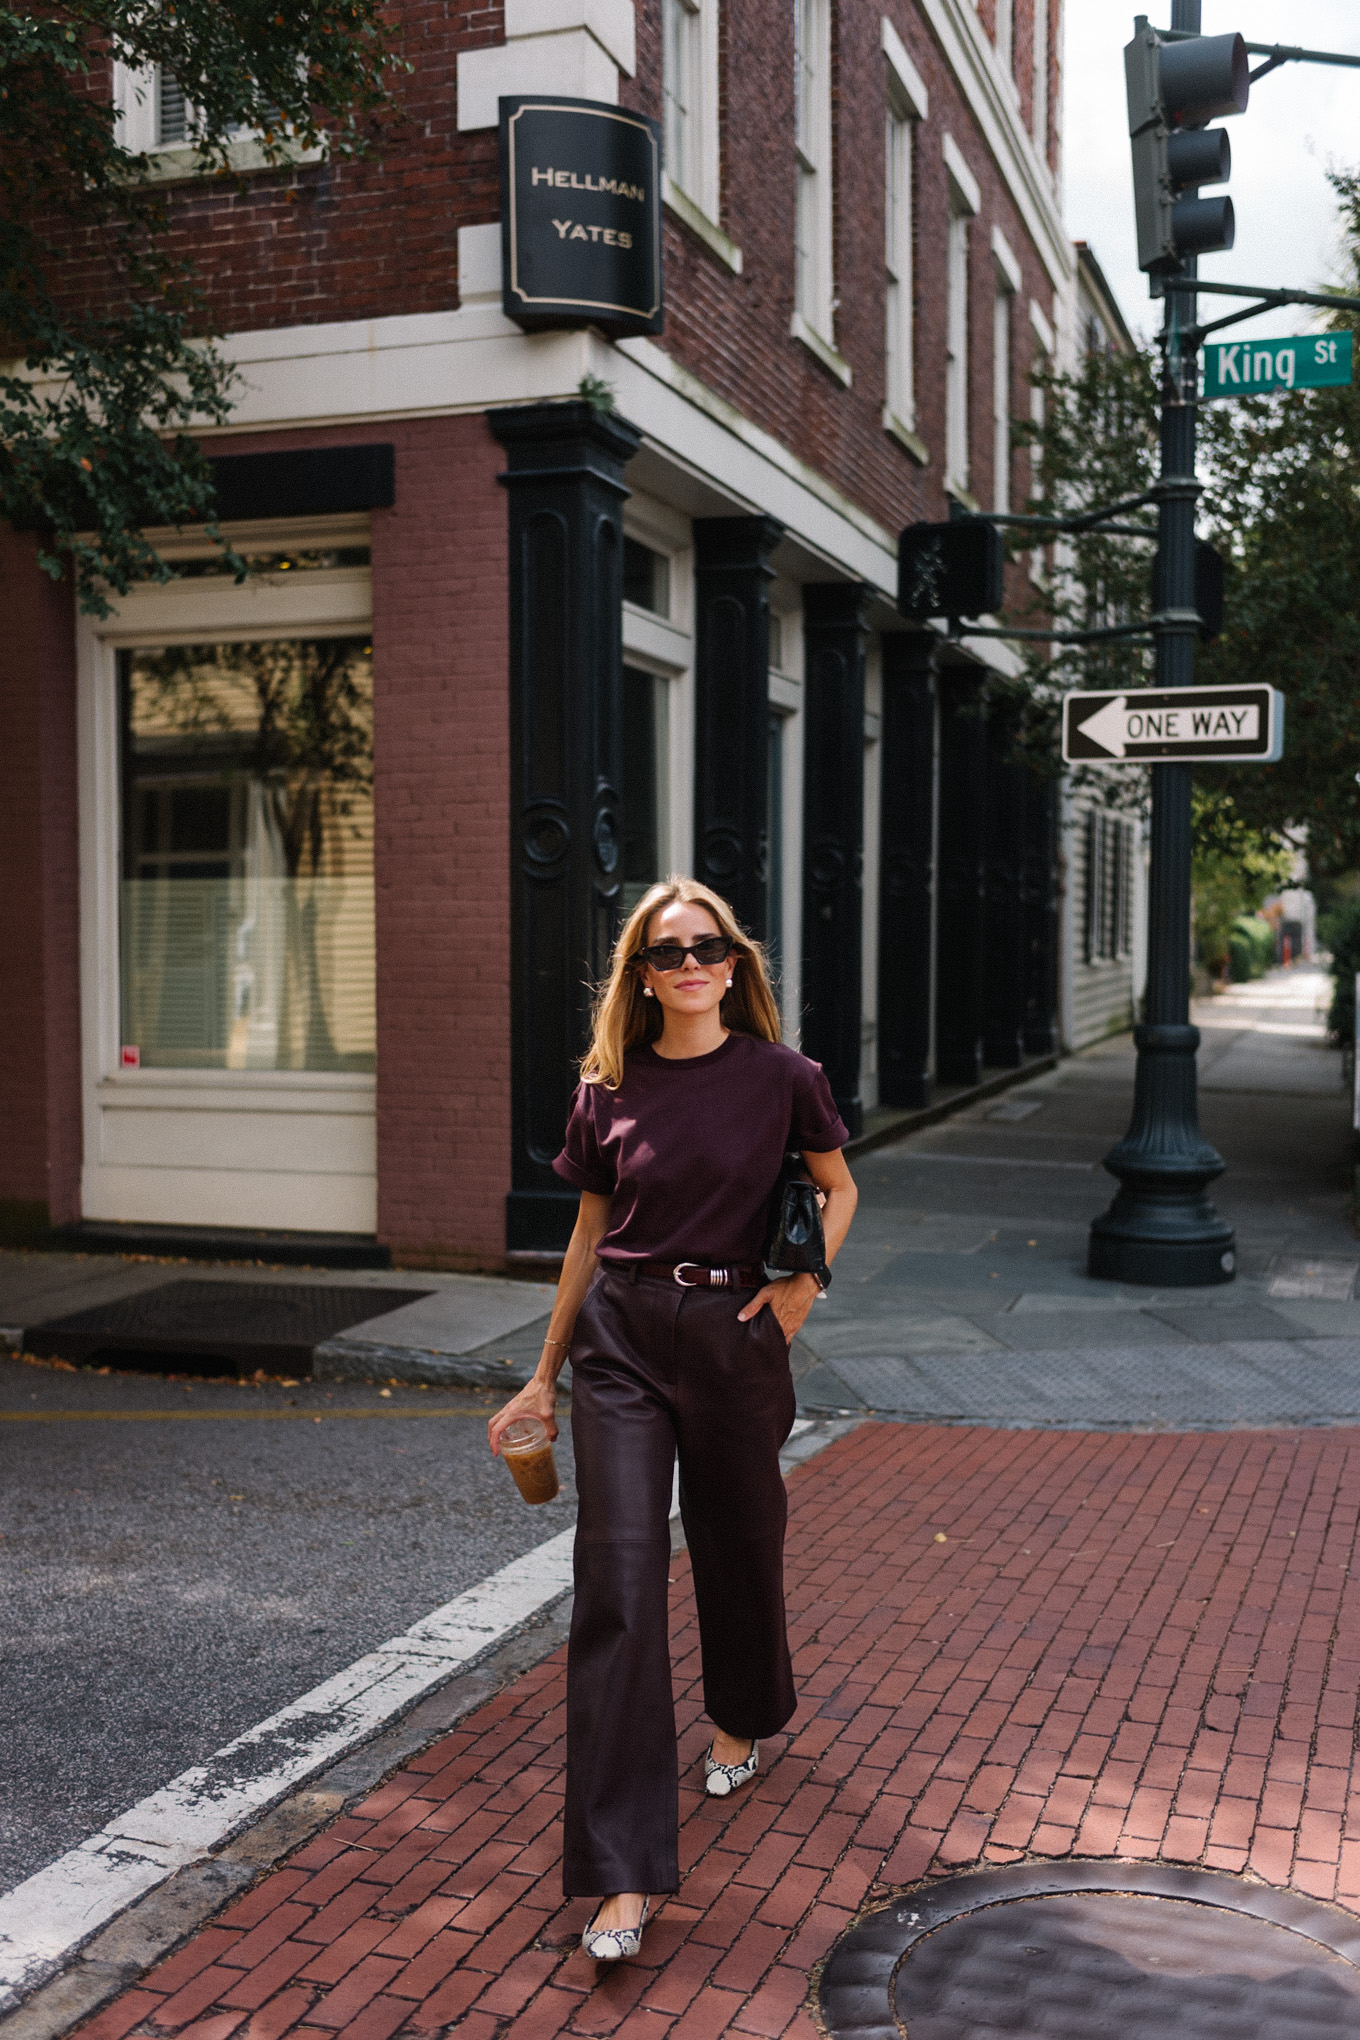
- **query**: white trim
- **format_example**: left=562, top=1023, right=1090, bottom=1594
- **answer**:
left=457, top=31, right=619, bottom=130
left=881, top=17, right=929, bottom=120
left=942, top=131, right=981, bottom=218
left=916, top=0, right=1070, bottom=290
left=663, top=0, right=719, bottom=222
left=794, top=0, right=835, bottom=347
left=165, top=307, right=896, bottom=594
left=790, top=309, right=853, bottom=387
left=991, top=223, right=1022, bottom=296
left=77, top=565, right=379, bottom=1234
left=663, top=177, right=744, bottom=273
left=505, top=0, right=636, bottom=74
left=1029, top=296, right=1056, bottom=358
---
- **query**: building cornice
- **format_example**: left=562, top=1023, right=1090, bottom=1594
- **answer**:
left=915, top=0, right=1072, bottom=292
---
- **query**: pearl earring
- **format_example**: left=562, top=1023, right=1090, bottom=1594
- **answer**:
left=643, top=985, right=654, bottom=997
left=725, top=977, right=733, bottom=989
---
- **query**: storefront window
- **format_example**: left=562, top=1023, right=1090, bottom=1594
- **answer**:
left=621, top=665, right=669, bottom=915
left=118, top=636, right=375, bottom=1072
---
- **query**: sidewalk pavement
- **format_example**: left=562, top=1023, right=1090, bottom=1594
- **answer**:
left=6, top=966, right=1352, bottom=1426
left=66, top=1416, right=1360, bottom=2040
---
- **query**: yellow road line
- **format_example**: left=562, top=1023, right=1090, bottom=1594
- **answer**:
left=0, top=1405, right=506, bottom=1424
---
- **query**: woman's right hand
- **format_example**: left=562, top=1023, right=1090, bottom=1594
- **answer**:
left=487, top=1370, right=559, bottom=1457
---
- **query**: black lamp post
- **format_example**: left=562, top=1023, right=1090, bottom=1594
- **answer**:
left=1088, top=0, right=1236, bottom=1286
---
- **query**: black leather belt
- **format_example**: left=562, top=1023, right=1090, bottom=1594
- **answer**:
left=621, top=1260, right=766, bottom=1289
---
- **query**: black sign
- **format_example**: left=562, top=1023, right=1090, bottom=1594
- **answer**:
left=499, top=96, right=663, bottom=336
left=897, top=520, right=1004, bottom=620
left=1061, top=683, right=1284, bottom=764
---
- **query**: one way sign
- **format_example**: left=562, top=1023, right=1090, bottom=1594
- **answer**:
left=1061, top=683, right=1284, bottom=765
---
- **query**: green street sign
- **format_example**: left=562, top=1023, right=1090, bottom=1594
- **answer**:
left=1204, top=331, right=1352, bottom=398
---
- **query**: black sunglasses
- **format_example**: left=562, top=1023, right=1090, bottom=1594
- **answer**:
left=636, top=936, right=735, bottom=972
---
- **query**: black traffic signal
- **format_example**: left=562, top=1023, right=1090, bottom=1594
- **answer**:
left=1152, top=537, right=1225, bottom=640
left=897, top=519, right=1004, bottom=621
left=1125, top=19, right=1249, bottom=276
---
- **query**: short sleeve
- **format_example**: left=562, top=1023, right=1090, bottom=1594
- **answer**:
left=553, top=1082, right=617, bottom=1195
left=790, top=1056, right=850, bottom=1154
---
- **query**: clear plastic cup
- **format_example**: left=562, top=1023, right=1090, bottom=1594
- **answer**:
left=498, top=1416, right=560, bottom=1505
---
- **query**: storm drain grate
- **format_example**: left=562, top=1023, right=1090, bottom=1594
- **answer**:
left=820, top=1862, right=1360, bottom=2039
left=21, top=1281, right=431, bottom=1377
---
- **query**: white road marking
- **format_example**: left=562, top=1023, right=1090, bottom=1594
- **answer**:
left=0, top=1530, right=574, bottom=2008
left=0, top=1414, right=849, bottom=2011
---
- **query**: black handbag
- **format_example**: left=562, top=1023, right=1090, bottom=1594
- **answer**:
left=764, top=1151, right=826, bottom=1272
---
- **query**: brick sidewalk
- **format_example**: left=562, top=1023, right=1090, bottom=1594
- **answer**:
left=76, top=1422, right=1360, bottom=2040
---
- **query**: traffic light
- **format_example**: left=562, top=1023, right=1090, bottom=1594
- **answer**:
left=1125, top=19, right=1249, bottom=276
left=1152, top=538, right=1225, bottom=640
left=897, top=520, right=1004, bottom=621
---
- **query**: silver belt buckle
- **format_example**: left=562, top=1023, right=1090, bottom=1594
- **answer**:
left=673, top=1262, right=704, bottom=1287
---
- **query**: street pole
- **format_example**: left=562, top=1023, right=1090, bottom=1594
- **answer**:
left=1088, top=0, right=1236, bottom=1285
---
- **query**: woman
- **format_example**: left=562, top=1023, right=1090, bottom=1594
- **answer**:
left=488, top=876, right=857, bottom=1961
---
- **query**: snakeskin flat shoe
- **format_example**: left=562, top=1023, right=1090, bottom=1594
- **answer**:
left=703, top=1740, right=759, bottom=1797
left=581, top=1897, right=651, bottom=1962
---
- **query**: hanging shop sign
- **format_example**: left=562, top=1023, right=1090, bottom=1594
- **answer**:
left=1061, top=682, right=1284, bottom=764
left=1203, top=332, right=1352, bottom=398
left=499, top=96, right=663, bottom=336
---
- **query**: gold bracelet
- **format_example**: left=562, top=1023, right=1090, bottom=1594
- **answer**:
left=542, top=1336, right=569, bottom=1349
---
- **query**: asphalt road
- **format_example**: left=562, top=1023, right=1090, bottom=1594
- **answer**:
left=0, top=1360, right=575, bottom=1896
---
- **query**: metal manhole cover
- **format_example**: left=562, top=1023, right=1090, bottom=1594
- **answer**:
left=820, top=1862, right=1360, bottom=2039
left=22, top=1281, right=431, bottom=1376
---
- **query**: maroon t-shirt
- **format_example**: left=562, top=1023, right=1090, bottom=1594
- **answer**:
left=552, top=1032, right=849, bottom=1268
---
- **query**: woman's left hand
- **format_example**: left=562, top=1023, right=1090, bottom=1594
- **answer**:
left=737, top=1272, right=821, bottom=1346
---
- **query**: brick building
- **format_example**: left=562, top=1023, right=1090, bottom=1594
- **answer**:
left=1, top=0, right=1074, bottom=1268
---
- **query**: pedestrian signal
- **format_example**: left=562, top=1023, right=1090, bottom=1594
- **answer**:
left=1125, top=19, right=1248, bottom=277
left=897, top=520, right=1004, bottom=622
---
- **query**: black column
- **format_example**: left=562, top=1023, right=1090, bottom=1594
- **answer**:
left=492, top=401, right=643, bottom=1253
left=692, top=516, right=783, bottom=939
left=1023, top=771, right=1060, bottom=1055
left=801, top=583, right=870, bottom=1138
left=982, top=701, right=1027, bottom=1071
left=934, top=666, right=987, bottom=1088
left=878, top=631, right=937, bottom=1109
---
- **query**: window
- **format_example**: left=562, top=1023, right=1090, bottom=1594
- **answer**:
left=884, top=106, right=915, bottom=433
left=992, top=287, right=1012, bottom=515
left=156, top=68, right=188, bottom=146
left=118, top=637, right=375, bottom=1072
left=991, top=231, right=1020, bottom=517
left=794, top=0, right=834, bottom=342
left=620, top=666, right=671, bottom=914
left=945, top=207, right=970, bottom=492
left=1033, top=0, right=1049, bottom=159
left=622, top=538, right=671, bottom=618
left=995, top=0, right=1014, bottom=79
left=663, top=0, right=720, bottom=223
left=663, top=0, right=701, bottom=197
left=1084, top=811, right=1133, bottom=964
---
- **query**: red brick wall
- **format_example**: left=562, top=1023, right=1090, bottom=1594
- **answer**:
left=50, top=2, right=1061, bottom=548
left=0, top=530, right=81, bottom=1232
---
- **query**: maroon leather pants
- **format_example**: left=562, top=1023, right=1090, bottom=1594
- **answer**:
left=562, top=1265, right=798, bottom=1897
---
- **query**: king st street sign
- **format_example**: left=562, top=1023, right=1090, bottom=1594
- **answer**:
left=1062, top=684, right=1285, bottom=765
left=1204, top=332, right=1353, bottom=398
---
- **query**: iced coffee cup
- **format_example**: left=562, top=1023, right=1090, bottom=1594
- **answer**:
left=499, top=1416, right=560, bottom=1505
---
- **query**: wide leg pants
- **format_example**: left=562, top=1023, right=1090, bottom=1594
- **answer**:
left=562, top=1266, right=798, bottom=1897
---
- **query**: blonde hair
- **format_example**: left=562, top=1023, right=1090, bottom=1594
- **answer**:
left=581, top=875, right=783, bottom=1088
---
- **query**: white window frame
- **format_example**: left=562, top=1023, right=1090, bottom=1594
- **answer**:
left=943, top=135, right=980, bottom=501
left=622, top=495, right=694, bottom=880
left=793, top=0, right=843, bottom=377
left=76, top=516, right=377, bottom=1234
left=662, top=0, right=719, bottom=221
left=768, top=592, right=805, bottom=1045
left=881, top=23, right=927, bottom=452
left=991, top=226, right=1021, bottom=517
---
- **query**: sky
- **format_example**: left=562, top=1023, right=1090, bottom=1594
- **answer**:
left=1062, top=3, right=1360, bottom=342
